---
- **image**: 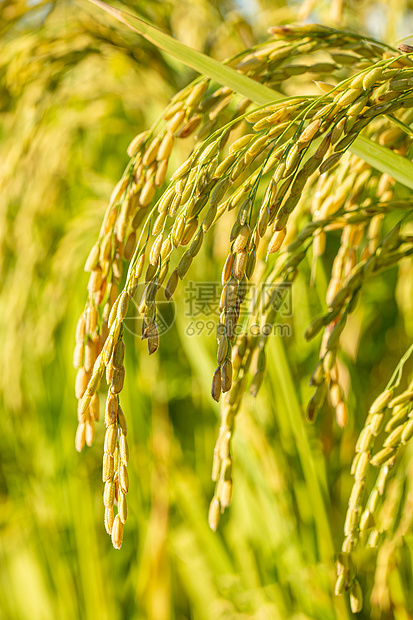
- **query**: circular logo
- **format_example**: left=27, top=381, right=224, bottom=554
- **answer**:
left=122, top=282, right=176, bottom=338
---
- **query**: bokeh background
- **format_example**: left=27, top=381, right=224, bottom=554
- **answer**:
left=2, top=1, right=413, bottom=618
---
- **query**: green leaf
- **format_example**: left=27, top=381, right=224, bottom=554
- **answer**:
left=86, top=0, right=413, bottom=191
left=85, top=0, right=280, bottom=106
left=350, top=136, right=413, bottom=190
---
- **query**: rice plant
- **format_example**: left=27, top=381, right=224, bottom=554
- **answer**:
left=3, top=0, right=413, bottom=618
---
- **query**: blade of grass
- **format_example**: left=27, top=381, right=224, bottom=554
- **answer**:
left=350, top=136, right=413, bottom=189
left=85, top=0, right=281, bottom=106
left=266, top=334, right=351, bottom=620
left=267, top=335, right=333, bottom=562
left=85, top=0, right=413, bottom=192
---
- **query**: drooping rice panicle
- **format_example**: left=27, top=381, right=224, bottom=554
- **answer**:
left=74, top=22, right=413, bottom=593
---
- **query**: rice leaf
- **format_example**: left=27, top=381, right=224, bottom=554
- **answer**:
left=86, top=0, right=280, bottom=106
left=86, top=0, right=413, bottom=191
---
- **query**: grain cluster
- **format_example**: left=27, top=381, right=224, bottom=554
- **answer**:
left=74, top=23, right=413, bottom=608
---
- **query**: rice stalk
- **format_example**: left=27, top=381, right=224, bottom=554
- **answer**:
left=72, top=11, right=413, bottom=610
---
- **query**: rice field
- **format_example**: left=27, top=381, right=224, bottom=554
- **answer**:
left=2, top=1, right=413, bottom=618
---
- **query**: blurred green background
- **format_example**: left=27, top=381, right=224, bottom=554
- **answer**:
left=2, top=1, right=413, bottom=618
